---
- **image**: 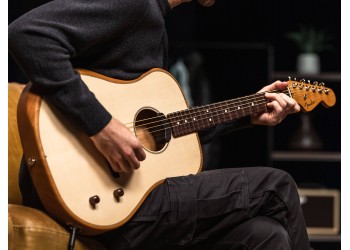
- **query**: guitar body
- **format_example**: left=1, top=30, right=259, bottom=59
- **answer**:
left=17, top=68, right=203, bottom=235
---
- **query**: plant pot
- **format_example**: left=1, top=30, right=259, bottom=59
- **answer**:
left=289, top=113, right=323, bottom=150
left=297, top=53, right=320, bottom=74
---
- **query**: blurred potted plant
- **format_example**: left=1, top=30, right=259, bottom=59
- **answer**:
left=286, top=25, right=334, bottom=74
left=286, top=26, right=334, bottom=150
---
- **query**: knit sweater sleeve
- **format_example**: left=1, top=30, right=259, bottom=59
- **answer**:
left=8, top=0, right=149, bottom=136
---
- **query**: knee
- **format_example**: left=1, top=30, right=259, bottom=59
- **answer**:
left=248, top=216, right=290, bottom=249
left=268, top=168, right=298, bottom=190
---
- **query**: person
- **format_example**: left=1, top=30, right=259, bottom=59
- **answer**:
left=8, top=0, right=310, bottom=249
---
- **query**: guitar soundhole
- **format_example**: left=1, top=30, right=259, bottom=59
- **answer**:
left=134, top=108, right=171, bottom=152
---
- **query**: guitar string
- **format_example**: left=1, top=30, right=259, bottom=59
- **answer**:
left=124, top=89, right=286, bottom=129
left=132, top=87, right=330, bottom=144
left=124, top=86, right=327, bottom=130
left=128, top=88, right=326, bottom=141
left=125, top=87, right=324, bottom=133
left=131, top=88, right=327, bottom=143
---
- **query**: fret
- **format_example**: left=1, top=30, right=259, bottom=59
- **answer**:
left=190, top=107, right=200, bottom=132
left=197, top=106, right=206, bottom=131
left=250, top=94, right=259, bottom=114
left=241, top=95, right=252, bottom=116
left=184, top=109, right=194, bottom=135
left=222, top=100, right=233, bottom=121
left=255, top=93, right=268, bottom=113
left=235, top=97, right=245, bottom=118
left=217, top=101, right=228, bottom=122
left=202, top=105, right=213, bottom=128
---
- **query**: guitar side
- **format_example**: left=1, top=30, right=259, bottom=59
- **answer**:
left=17, top=68, right=203, bottom=235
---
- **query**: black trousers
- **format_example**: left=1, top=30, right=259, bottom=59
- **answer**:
left=94, top=167, right=310, bottom=250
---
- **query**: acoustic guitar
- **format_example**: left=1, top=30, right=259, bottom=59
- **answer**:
left=17, top=68, right=336, bottom=235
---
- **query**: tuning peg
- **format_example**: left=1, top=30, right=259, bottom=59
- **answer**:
left=324, top=89, right=330, bottom=94
left=288, top=76, right=291, bottom=81
left=294, top=77, right=298, bottom=81
left=300, top=79, right=306, bottom=83
left=319, top=82, right=325, bottom=86
left=313, top=81, right=318, bottom=85
left=307, top=80, right=311, bottom=84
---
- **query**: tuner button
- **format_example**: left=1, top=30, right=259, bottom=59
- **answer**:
left=89, top=195, right=100, bottom=209
left=113, top=188, right=124, bottom=201
left=324, top=89, right=330, bottom=94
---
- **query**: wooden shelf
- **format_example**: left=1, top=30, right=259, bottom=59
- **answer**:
left=271, top=151, right=341, bottom=162
left=309, top=234, right=341, bottom=242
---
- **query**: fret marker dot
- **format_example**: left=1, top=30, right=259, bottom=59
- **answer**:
left=238, top=107, right=241, bottom=110
left=209, top=118, right=212, bottom=122
left=251, top=102, right=255, bottom=106
left=185, top=120, right=187, bottom=123
left=193, top=118, right=196, bottom=121
left=177, top=122, right=180, bottom=125
left=225, top=110, right=228, bottom=113
left=206, top=110, right=209, bottom=113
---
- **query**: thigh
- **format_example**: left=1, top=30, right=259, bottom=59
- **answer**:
left=188, top=216, right=291, bottom=250
left=219, top=216, right=291, bottom=250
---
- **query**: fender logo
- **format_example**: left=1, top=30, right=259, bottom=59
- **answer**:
left=305, top=99, right=315, bottom=110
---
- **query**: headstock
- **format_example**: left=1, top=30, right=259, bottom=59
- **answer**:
left=287, top=77, right=336, bottom=112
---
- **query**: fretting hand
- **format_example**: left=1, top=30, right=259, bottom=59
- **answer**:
left=251, top=81, right=300, bottom=126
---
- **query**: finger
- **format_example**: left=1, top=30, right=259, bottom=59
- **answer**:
left=135, top=146, right=146, bottom=161
left=126, top=152, right=141, bottom=170
left=110, top=153, right=131, bottom=173
left=272, top=81, right=289, bottom=91
left=108, top=159, right=123, bottom=173
left=119, top=158, right=132, bottom=173
left=267, top=100, right=283, bottom=114
left=267, top=101, right=284, bottom=124
left=258, top=80, right=287, bottom=93
left=265, top=92, right=287, bottom=110
left=278, top=93, right=301, bottom=114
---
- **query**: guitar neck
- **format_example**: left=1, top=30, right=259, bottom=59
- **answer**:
left=167, top=92, right=270, bottom=138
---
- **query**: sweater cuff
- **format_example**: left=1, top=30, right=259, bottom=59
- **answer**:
left=80, top=97, right=112, bottom=136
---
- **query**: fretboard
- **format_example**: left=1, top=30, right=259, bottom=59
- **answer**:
left=167, top=92, right=269, bottom=138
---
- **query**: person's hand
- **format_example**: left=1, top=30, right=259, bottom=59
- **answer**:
left=251, top=81, right=300, bottom=126
left=90, top=118, right=146, bottom=173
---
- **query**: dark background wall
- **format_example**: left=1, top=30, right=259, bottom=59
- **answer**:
left=166, top=0, right=340, bottom=71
